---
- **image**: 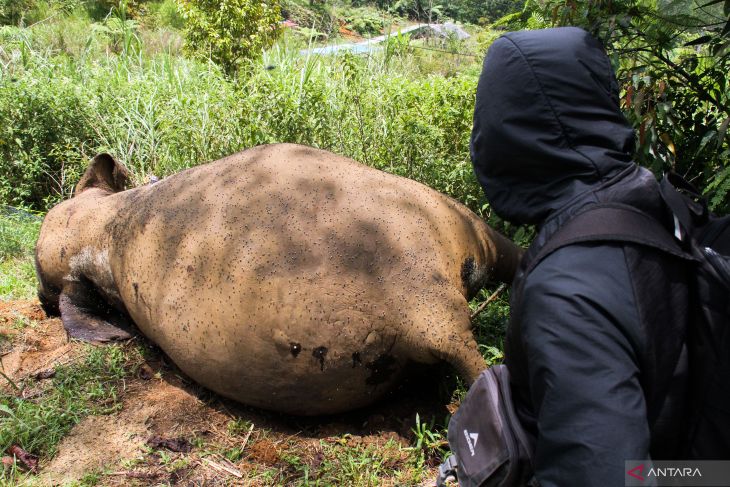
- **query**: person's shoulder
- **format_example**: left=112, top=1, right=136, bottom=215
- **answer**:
left=530, top=241, right=627, bottom=274
left=521, top=242, right=640, bottom=330
left=524, top=242, right=631, bottom=295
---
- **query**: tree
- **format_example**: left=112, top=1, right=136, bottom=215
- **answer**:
left=443, top=0, right=525, bottom=25
left=0, top=0, right=33, bottom=25
left=178, top=0, right=281, bottom=76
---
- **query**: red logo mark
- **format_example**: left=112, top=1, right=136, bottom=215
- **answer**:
left=627, top=464, right=645, bottom=481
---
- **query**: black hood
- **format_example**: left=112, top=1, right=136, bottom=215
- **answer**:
left=470, top=27, right=636, bottom=225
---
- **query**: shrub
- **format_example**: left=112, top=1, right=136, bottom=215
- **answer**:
left=0, top=73, right=93, bottom=209
left=178, top=0, right=282, bottom=75
left=146, top=0, right=185, bottom=29
left=0, top=0, right=34, bottom=26
left=345, top=8, right=384, bottom=36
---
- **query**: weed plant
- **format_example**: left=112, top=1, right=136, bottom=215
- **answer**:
left=0, top=211, right=41, bottom=300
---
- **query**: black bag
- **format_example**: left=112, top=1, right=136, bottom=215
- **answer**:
left=659, top=172, right=730, bottom=255
left=438, top=365, right=537, bottom=487
left=440, top=178, right=730, bottom=485
left=658, top=174, right=730, bottom=459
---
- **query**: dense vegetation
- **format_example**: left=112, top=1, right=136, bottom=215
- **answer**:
left=0, top=1, right=489, bottom=216
left=2, top=0, right=727, bottom=213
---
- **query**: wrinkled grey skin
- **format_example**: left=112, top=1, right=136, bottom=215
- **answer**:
left=35, top=144, right=522, bottom=415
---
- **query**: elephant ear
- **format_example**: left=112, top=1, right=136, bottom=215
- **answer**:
left=75, top=153, right=130, bottom=195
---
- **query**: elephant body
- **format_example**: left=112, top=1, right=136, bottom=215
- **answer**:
left=35, top=144, right=521, bottom=415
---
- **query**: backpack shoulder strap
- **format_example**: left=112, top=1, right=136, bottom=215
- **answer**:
left=659, top=174, right=709, bottom=234
left=524, top=203, right=693, bottom=277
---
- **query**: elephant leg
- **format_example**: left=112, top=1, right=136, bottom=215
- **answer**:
left=405, top=287, right=487, bottom=385
left=432, top=330, right=486, bottom=385
left=59, top=280, right=133, bottom=343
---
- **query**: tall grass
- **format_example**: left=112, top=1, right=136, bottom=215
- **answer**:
left=0, top=211, right=41, bottom=300
left=0, top=14, right=486, bottom=214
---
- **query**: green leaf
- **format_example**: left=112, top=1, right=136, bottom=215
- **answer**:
left=0, top=403, right=15, bottom=417
left=717, top=118, right=730, bottom=150
left=697, top=129, right=717, bottom=155
left=698, top=0, right=725, bottom=7
left=492, top=10, right=525, bottom=27
left=684, top=35, right=712, bottom=46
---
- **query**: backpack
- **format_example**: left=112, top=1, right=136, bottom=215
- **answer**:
left=439, top=175, right=730, bottom=486
left=657, top=173, right=730, bottom=458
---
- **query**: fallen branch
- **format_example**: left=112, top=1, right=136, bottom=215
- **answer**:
left=106, top=470, right=160, bottom=479
left=0, top=369, right=20, bottom=393
left=469, top=284, right=507, bottom=322
left=7, top=445, right=38, bottom=473
left=201, top=457, right=243, bottom=478
left=240, top=423, right=255, bottom=451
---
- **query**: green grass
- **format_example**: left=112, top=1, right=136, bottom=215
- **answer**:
left=0, top=344, right=143, bottom=464
left=276, top=438, right=427, bottom=486
left=0, top=343, right=143, bottom=484
left=0, top=259, right=38, bottom=301
left=316, top=442, right=408, bottom=485
left=0, top=212, right=41, bottom=300
left=0, top=211, right=40, bottom=260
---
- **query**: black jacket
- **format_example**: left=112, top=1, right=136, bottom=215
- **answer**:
left=471, top=27, right=690, bottom=486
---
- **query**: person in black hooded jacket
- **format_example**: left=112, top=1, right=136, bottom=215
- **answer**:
left=470, top=27, right=691, bottom=486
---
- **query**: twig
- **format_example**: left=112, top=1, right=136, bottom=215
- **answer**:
left=201, top=457, right=243, bottom=478
left=215, top=453, right=244, bottom=471
left=27, top=11, right=60, bottom=28
left=0, top=369, right=20, bottom=392
left=240, top=423, right=255, bottom=451
left=470, top=284, right=507, bottom=322
left=106, top=471, right=159, bottom=479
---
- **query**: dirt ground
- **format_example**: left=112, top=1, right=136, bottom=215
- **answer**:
left=0, top=300, right=450, bottom=486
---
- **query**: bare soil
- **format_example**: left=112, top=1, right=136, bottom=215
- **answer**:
left=0, top=300, right=450, bottom=486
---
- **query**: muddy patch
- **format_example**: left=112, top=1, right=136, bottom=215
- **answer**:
left=0, top=302, right=76, bottom=396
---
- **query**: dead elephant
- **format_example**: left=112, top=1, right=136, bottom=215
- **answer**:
left=35, top=143, right=522, bottom=415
